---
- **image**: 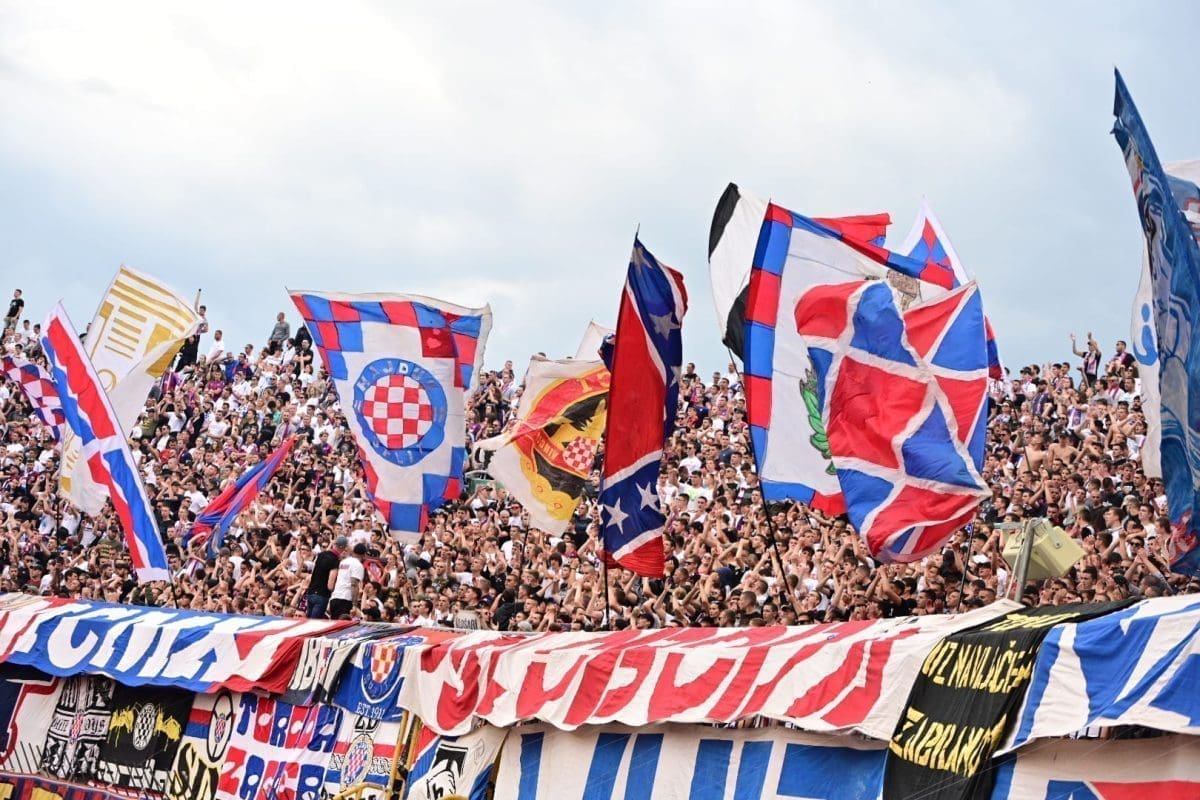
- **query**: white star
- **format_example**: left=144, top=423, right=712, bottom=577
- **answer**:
left=631, top=245, right=652, bottom=270
left=668, top=365, right=682, bottom=387
left=650, top=312, right=679, bottom=338
left=636, top=481, right=658, bottom=511
left=604, top=497, right=630, bottom=533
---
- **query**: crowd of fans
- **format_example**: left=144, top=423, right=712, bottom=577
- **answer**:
left=0, top=294, right=1188, bottom=632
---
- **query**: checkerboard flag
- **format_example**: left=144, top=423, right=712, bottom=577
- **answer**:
left=290, top=291, right=491, bottom=541
left=2, top=356, right=66, bottom=441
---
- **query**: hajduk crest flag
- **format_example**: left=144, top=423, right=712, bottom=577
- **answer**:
left=796, top=281, right=989, bottom=562
left=41, top=304, right=170, bottom=582
left=290, top=292, right=491, bottom=540
left=476, top=356, right=609, bottom=536
left=599, top=238, right=687, bottom=577
left=1113, top=70, right=1200, bottom=575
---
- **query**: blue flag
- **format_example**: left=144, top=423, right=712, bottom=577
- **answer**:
left=1113, top=69, right=1200, bottom=575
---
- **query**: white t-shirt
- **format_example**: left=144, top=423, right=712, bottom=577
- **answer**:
left=332, top=555, right=365, bottom=601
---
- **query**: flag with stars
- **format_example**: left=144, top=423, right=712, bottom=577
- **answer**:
left=599, top=238, right=688, bottom=577
left=290, top=291, right=491, bottom=541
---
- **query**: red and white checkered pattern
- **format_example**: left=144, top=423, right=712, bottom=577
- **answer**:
left=359, top=374, right=434, bottom=450
left=370, top=643, right=399, bottom=685
left=562, top=437, right=596, bottom=474
left=2, top=355, right=65, bottom=436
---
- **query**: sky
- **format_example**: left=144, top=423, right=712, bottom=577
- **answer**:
left=3, top=2, right=1199, bottom=377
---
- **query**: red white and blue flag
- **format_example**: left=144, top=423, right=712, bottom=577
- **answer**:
left=290, top=291, right=491, bottom=541
left=2, top=356, right=66, bottom=441
left=184, top=435, right=296, bottom=555
left=40, top=304, right=170, bottom=582
left=599, top=238, right=688, bottom=577
left=898, top=199, right=1003, bottom=380
left=795, top=281, right=989, bottom=562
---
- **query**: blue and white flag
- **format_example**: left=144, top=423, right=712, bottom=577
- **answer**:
left=1131, top=161, right=1200, bottom=478
left=493, top=723, right=885, bottom=800
left=1113, top=70, right=1200, bottom=575
left=291, top=292, right=491, bottom=541
left=405, top=724, right=508, bottom=800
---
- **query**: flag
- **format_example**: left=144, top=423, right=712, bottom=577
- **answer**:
left=184, top=436, right=296, bottom=555
left=2, top=356, right=65, bottom=441
left=599, top=238, right=687, bottom=577
left=708, top=183, right=889, bottom=359
left=574, top=320, right=614, bottom=360
left=1113, top=70, right=1200, bottom=575
left=1131, top=161, right=1200, bottom=478
left=60, top=266, right=200, bottom=514
left=899, top=199, right=1004, bottom=380
left=476, top=357, right=609, bottom=535
left=744, top=201, right=933, bottom=513
left=290, top=291, right=491, bottom=540
left=41, top=304, right=169, bottom=583
left=795, top=281, right=989, bottom=562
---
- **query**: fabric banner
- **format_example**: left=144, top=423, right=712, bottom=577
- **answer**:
left=0, top=664, right=63, bottom=776
left=494, top=723, right=886, bottom=800
left=991, top=735, right=1200, bottom=799
left=214, top=692, right=342, bottom=800
left=60, top=266, right=199, bottom=515
left=396, top=602, right=1015, bottom=737
left=332, top=631, right=456, bottom=722
left=0, top=594, right=349, bottom=694
left=884, top=602, right=1129, bottom=800
left=1112, top=70, right=1200, bottom=575
left=41, top=305, right=169, bottom=583
left=284, top=622, right=419, bottom=707
left=322, top=713, right=401, bottom=799
left=796, top=281, right=990, bottom=562
left=291, top=291, right=491, bottom=541
left=405, top=724, right=507, bottom=800
left=167, top=690, right=239, bottom=800
left=476, top=356, right=609, bottom=535
left=1006, top=594, right=1200, bottom=751
left=0, top=773, right=130, bottom=800
left=598, top=238, right=687, bottom=577
left=575, top=320, right=615, bottom=361
left=91, top=682, right=192, bottom=793
left=39, top=675, right=114, bottom=783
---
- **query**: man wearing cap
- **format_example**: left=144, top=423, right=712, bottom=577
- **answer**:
left=329, top=541, right=367, bottom=620
left=305, top=535, right=343, bottom=619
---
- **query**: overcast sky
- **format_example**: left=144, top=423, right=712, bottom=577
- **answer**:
left=3, top=2, right=1199, bottom=376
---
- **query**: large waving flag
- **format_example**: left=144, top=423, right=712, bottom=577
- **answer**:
left=2, top=356, right=66, bottom=441
left=476, top=356, right=609, bottom=535
left=290, top=291, right=491, bottom=541
left=1113, top=70, right=1200, bottom=575
left=796, top=281, right=989, bottom=562
left=1131, top=161, right=1200, bottom=479
left=41, top=304, right=170, bottom=583
left=59, top=266, right=200, bottom=514
left=599, top=238, right=687, bottom=577
left=708, top=183, right=890, bottom=359
left=185, top=436, right=296, bottom=555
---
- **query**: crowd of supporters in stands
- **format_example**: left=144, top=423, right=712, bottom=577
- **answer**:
left=0, top=298, right=1187, bottom=631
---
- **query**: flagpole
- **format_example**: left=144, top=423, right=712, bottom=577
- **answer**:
left=724, top=348, right=804, bottom=620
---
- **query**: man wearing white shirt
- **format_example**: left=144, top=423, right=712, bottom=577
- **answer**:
left=207, top=330, right=227, bottom=363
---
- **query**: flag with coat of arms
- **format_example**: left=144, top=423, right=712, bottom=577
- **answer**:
left=290, top=291, right=491, bottom=541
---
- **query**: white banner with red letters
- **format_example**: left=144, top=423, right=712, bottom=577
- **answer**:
left=395, top=602, right=1016, bottom=737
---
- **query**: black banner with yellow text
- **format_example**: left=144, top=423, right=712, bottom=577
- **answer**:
left=883, top=601, right=1131, bottom=800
